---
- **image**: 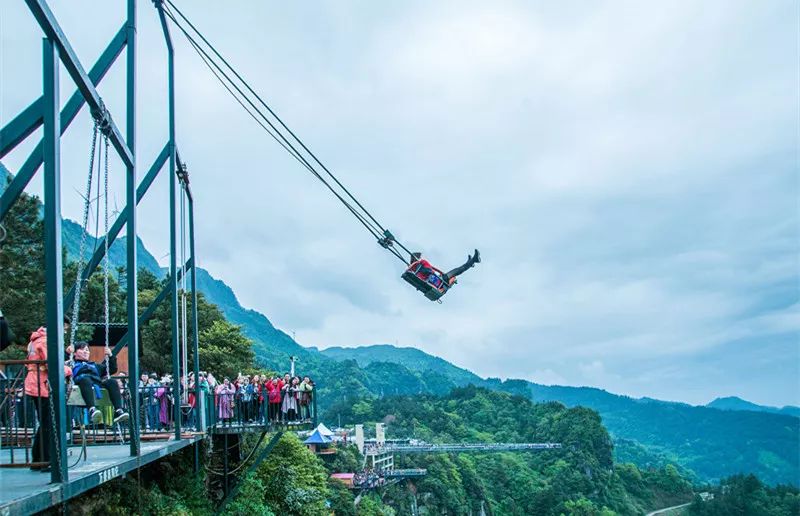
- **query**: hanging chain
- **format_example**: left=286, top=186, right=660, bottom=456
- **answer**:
left=68, top=121, right=100, bottom=364
left=46, top=379, right=64, bottom=480
left=103, top=133, right=111, bottom=378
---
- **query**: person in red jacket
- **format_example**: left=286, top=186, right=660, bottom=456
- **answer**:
left=408, top=249, right=481, bottom=288
left=266, top=376, right=284, bottom=423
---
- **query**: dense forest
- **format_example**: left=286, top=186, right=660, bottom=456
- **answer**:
left=324, top=387, right=694, bottom=515
left=688, top=475, right=799, bottom=516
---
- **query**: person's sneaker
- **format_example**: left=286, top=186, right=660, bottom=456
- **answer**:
left=89, top=407, right=103, bottom=424
left=113, top=409, right=129, bottom=423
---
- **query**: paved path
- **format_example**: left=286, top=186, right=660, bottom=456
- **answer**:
left=646, top=502, right=692, bottom=516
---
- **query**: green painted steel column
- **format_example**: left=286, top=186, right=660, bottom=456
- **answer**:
left=42, top=36, right=67, bottom=484
left=156, top=1, right=181, bottom=439
left=189, top=195, right=203, bottom=432
left=126, top=0, right=140, bottom=457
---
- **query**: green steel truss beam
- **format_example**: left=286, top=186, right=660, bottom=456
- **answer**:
left=216, top=432, right=285, bottom=514
left=0, top=25, right=127, bottom=222
left=0, top=25, right=127, bottom=160
left=154, top=0, right=182, bottom=441
left=24, top=0, right=134, bottom=169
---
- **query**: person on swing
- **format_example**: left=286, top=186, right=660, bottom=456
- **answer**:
left=71, top=341, right=129, bottom=424
left=409, top=249, right=481, bottom=289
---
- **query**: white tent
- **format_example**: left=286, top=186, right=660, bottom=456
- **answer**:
left=316, top=423, right=334, bottom=437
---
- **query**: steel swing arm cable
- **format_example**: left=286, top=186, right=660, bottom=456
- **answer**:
left=165, top=8, right=387, bottom=246
left=170, top=15, right=403, bottom=262
left=160, top=7, right=392, bottom=247
left=162, top=1, right=413, bottom=263
left=165, top=0, right=387, bottom=232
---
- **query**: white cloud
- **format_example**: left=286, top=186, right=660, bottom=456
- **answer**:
left=1, top=0, right=797, bottom=406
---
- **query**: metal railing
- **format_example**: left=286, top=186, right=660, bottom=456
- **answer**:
left=206, top=385, right=317, bottom=430
left=363, top=442, right=563, bottom=455
left=0, top=360, right=144, bottom=468
left=2, top=360, right=319, bottom=471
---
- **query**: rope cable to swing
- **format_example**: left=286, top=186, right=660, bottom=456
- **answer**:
left=161, top=5, right=387, bottom=245
left=165, top=9, right=388, bottom=248
left=161, top=2, right=413, bottom=264
left=164, top=0, right=389, bottom=234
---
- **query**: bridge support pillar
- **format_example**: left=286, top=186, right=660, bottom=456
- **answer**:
left=43, top=34, right=68, bottom=486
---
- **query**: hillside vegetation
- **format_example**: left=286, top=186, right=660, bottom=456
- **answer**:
left=707, top=396, right=800, bottom=418
left=322, top=346, right=800, bottom=486
left=688, top=474, right=799, bottom=515
left=326, top=386, right=693, bottom=515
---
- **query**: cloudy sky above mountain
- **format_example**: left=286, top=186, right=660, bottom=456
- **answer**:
left=2, top=0, right=797, bottom=406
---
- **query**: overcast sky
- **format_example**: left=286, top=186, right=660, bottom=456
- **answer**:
left=2, top=1, right=798, bottom=407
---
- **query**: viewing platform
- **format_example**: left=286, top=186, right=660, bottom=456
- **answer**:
left=385, top=468, right=428, bottom=479
left=1, top=377, right=316, bottom=515
left=0, top=436, right=202, bottom=515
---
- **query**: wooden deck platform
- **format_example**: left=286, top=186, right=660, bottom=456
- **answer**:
left=0, top=436, right=202, bottom=515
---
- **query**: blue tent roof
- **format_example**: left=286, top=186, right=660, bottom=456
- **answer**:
left=304, top=429, right=333, bottom=445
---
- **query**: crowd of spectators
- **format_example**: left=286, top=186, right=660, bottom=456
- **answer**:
left=135, top=370, right=315, bottom=430
left=6, top=321, right=316, bottom=474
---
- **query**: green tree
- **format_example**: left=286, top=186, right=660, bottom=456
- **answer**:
left=222, top=473, right=275, bottom=516
left=357, top=494, right=395, bottom=516
left=0, top=183, right=44, bottom=354
left=257, top=433, right=330, bottom=515
left=328, top=478, right=356, bottom=516
left=324, top=444, right=362, bottom=474
left=561, top=498, right=615, bottom=516
left=199, top=320, right=255, bottom=379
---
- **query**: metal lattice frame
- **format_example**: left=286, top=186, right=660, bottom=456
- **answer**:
left=0, top=0, right=202, bottom=486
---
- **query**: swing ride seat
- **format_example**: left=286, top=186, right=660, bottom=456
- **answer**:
left=67, top=385, right=114, bottom=411
left=401, top=263, right=450, bottom=301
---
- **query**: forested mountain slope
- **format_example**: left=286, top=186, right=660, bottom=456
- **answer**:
left=327, top=346, right=800, bottom=486
left=511, top=380, right=800, bottom=486
left=326, top=386, right=694, bottom=515
left=707, top=396, right=800, bottom=417
left=320, top=344, right=481, bottom=386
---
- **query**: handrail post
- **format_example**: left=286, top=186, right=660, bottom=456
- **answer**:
left=43, top=35, right=67, bottom=484
left=126, top=0, right=140, bottom=458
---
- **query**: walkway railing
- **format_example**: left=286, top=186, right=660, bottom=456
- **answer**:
left=205, top=388, right=317, bottom=432
left=2, top=359, right=317, bottom=474
left=363, top=442, right=562, bottom=455
left=0, top=360, right=147, bottom=468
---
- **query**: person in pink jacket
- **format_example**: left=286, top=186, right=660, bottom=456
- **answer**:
left=24, top=326, right=72, bottom=470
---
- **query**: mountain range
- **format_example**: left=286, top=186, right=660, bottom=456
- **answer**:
left=2, top=161, right=798, bottom=486
left=707, top=396, right=800, bottom=418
